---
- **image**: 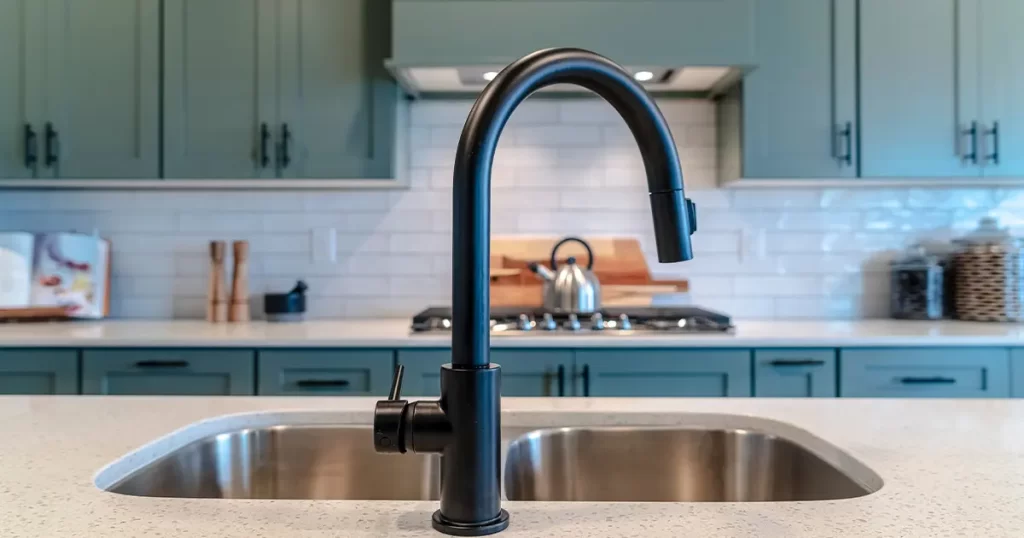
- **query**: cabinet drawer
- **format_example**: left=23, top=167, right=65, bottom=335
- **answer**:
left=82, top=349, right=255, bottom=395
left=0, top=349, right=80, bottom=395
left=839, top=348, right=1010, bottom=398
left=397, top=350, right=573, bottom=397
left=754, top=349, right=837, bottom=397
left=574, top=349, right=752, bottom=397
left=258, top=350, right=394, bottom=396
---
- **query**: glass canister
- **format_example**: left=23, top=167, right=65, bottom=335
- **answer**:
left=890, top=246, right=945, bottom=320
left=952, top=218, right=1024, bottom=322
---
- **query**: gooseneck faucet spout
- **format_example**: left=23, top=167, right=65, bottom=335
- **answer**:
left=374, top=48, right=696, bottom=536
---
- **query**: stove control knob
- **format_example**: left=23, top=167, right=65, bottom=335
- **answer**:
left=590, top=312, right=605, bottom=331
left=541, top=313, right=558, bottom=331
left=617, top=314, right=633, bottom=331
left=516, top=313, right=533, bottom=331
left=565, top=313, right=581, bottom=331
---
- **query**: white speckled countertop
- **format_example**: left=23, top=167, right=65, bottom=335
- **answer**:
left=2, top=319, right=1024, bottom=348
left=2, top=396, right=1023, bottom=537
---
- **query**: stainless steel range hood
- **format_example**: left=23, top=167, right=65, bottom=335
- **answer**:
left=389, top=0, right=759, bottom=98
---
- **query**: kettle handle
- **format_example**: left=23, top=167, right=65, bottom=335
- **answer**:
left=550, top=236, right=594, bottom=270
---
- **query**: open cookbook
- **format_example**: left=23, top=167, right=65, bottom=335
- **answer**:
left=0, top=232, right=111, bottom=319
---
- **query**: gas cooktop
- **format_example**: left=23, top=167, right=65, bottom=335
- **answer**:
left=411, top=306, right=733, bottom=334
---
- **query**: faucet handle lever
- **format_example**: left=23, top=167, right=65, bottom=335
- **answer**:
left=388, top=364, right=405, bottom=400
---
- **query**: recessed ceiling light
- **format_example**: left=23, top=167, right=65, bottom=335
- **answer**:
left=483, top=71, right=498, bottom=81
left=634, top=71, right=655, bottom=82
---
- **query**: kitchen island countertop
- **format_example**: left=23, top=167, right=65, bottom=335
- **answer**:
left=2, top=396, right=1023, bottom=537
left=2, top=318, right=1024, bottom=348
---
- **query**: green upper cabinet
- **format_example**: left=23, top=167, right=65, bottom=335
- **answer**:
left=0, top=1, right=45, bottom=179
left=978, top=0, right=1024, bottom=177
left=164, top=0, right=398, bottom=180
left=43, top=0, right=160, bottom=178
left=859, top=0, right=981, bottom=178
left=392, top=0, right=757, bottom=68
left=737, top=0, right=857, bottom=178
left=163, top=0, right=275, bottom=178
left=277, top=0, right=398, bottom=179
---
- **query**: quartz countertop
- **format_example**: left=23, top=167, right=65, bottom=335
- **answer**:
left=2, top=396, right=1023, bottom=537
left=2, top=319, right=1024, bottom=348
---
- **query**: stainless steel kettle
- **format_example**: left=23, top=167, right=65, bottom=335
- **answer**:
left=529, top=236, right=602, bottom=313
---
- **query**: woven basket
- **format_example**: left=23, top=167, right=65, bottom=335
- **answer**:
left=953, top=243, right=1024, bottom=322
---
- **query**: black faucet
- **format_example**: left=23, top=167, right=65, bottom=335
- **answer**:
left=373, top=47, right=696, bottom=536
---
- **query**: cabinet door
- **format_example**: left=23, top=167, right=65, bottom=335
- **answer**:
left=397, top=350, right=573, bottom=397
left=979, top=0, right=1024, bottom=176
left=1011, top=348, right=1024, bottom=397
left=742, top=0, right=856, bottom=178
left=0, top=0, right=45, bottom=179
left=82, top=350, right=255, bottom=395
left=277, top=0, right=397, bottom=179
left=0, top=350, right=78, bottom=394
left=43, top=0, right=159, bottom=178
left=257, top=350, right=394, bottom=396
left=860, top=0, right=980, bottom=177
left=753, top=349, right=836, bottom=397
left=575, top=350, right=752, bottom=397
left=163, top=0, right=276, bottom=178
left=839, top=348, right=1009, bottom=398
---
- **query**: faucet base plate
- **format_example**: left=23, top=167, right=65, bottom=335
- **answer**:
left=432, top=509, right=510, bottom=536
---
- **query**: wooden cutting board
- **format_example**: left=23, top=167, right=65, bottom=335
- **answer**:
left=489, top=236, right=688, bottom=307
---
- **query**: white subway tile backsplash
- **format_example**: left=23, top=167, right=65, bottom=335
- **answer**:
left=733, top=190, right=822, bottom=209
left=389, top=233, right=451, bottom=254
left=512, top=125, right=603, bottom=147
left=558, top=100, right=621, bottom=124
left=0, top=98, right=1008, bottom=320
left=735, top=276, right=823, bottom=297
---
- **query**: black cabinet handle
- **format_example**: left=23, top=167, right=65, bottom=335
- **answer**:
left=835, top=121, right=853, bottom=166
left=581, top=364, right=590, bottom=397
left=135, top=360, right=189, bottom=369
left=296, top=379, right=352, bottom=388
left=770, top=359, right=826, bottom=367
left=259, top=123, right=271, bottom=168
left=962, top=121, right=979, bottom=164
left=44, top=122, right=59, bottom=167
left=557, top=365, right=566, bottom=397
left=279, top=123, right=292, bottom=169
left=899, top=376, right=956, bottom=385
left=985, top=121, right=1000, bottom=165
left=23, top=124, right=38, bottom=170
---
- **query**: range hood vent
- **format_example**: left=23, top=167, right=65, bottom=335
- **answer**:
left=389, top=0, right=758, bottom=97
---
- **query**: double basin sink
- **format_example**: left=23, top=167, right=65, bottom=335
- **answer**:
left=102, top=419, right=882, bottom=503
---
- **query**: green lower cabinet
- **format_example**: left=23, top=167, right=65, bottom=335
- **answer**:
left=82, top=350, right=255, bottom=395
left=839, top=348, right=1010, bottom=398
left=754, top=349, right=837, bottom=397
left=397, top=350, right=574, bottom=397
left=257, top=350, right=394, bottom=396
left=1009, top=349, right=1024, bottom=397
left=574, top=349, right=752, bottom=397
left=0, top=350, right=79, bottom=394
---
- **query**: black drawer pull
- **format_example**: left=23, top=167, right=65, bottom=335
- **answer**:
left=44, top=122, right=59, bottom=167
left=770, top=359, right=826, bottom=367
left=557, top=365, right=566, bottom=397
left=899, top=376, right=956, bottom=385
left=23, top=124, right=38, bottom=169
left=296, top=379, right=351, bottom=388
left=135, top=360, right=189, bottom=368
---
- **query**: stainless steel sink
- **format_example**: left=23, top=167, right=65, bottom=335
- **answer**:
left=103, top=421, right=881, bottom=503
left=106, top=426, right=440, bottom=500
left=504, top=427, right=881, bottom=502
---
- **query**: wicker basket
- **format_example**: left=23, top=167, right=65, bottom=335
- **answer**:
left=953, top=239, right=1024, bottom=322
